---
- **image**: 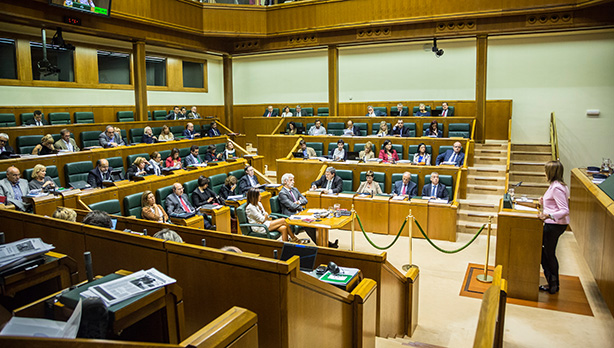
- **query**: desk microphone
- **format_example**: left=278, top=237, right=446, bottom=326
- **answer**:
left=0, top=232, right=4, bottom=244
left=274, top=250, right=278, bottom=259
left=513, top=181, right=523, bottom=187
left=84, top=251, right=94, bottom=282
left=201, top=238, right=206, bottom=247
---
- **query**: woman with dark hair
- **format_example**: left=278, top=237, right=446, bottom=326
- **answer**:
left=219, top=175, right=237, bottom=201
left=281, top=106, right=292, bottom=117
left=192, top=175, right=220, bottom=208
left=378, top=139, right=399, bottom=163
left=158, top=125, right=174, bottom=141
left=538, top=160, right=570, bottom=294
left=149, top=151, right=163, bottom=175
left=204, top=145, right=219, bottom=162
left=286, top=121, right=297, bottom=135
left=165, top=147, right=181, bottom=168
left=424, top=120, right=443, bottom=137
left=356, top=170, right=382, bottom=195
left=412, top=143, right=431, bottom=165
left=245, top=188, right=299, bottom=243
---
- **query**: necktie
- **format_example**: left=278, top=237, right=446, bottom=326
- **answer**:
left=431, top=185, right=436, bottom=197
left=402, top=184, right=406, bottom=195
left=442, top=110, right=447, bottom=117
left=290, top=189, right=297, bottom=201
left=326, top=180, right=332, bottom=191
left=37, top=121, right=41, bottom=126
left=12, top=183, right=22, bottom=200
left=179, top=196, right=191, bottom=213
left=267, top=112, right=271, bottom=117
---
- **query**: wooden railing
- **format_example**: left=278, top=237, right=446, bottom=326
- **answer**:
left=550, top=112, right=559, bottom=161
left=472, top=265, right=507, bottom=348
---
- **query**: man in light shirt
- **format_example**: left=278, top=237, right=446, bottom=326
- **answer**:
left=54, top=129, right=80, bottom=152
left=308, top=119, right=327, bottom=135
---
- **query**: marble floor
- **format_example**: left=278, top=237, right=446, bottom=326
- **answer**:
left=317, top=229, right=614, bottom=348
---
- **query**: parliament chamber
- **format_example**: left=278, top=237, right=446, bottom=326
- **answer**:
left=0, top=0, right=613, bottom=347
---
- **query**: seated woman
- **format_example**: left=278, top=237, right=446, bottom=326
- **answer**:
left=204, top=145, right=220, bottom=162
left=359, top=141, right=375, bottom=161
left=281, top=106, right=292, bottom=117
left=165, top=147, right=182, bottom=168
left=356, top=170, right=383, bottom=195
left=52, top=207, right=76, bottom=222
left=148, top=151, right=163, bottom=175
left=141, top=190, right=169, bottom=223
left=412, top=142, right=431, bottom=165
left=32, top=134, right=57, bottom=156
left=127, top=156, right=152, bottom=180
left=330, top=139, right=347, bottom=161
left=192, top=175, right=220, bottom=208
left=424, top=120, right=443, bottom=137
left=218, top=141, right=236, bottom=161
left=158, top=125, right=174, bottom=141
left=28, top=164, right=56, bottom=191
left=245, top=188, right=301, bottom=243
left=379, top=139, right=399, bottom=163
left=142, top=126, right=157, bottom=144
left=414, top=103, right=431, bottom=116
left=286, top=121, right=298, bottom=135
left=377, top=121, right=389, bottom=136
left=219, top=175, right=237, bottom=201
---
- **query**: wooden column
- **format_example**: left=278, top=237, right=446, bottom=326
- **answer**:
left=475, top=35, right=488, bottom=143
left=133, top=41, right=148, bottom=122
left=223, top=54, right=234, bottom=130
left=328, top=45, right=339, bottom=117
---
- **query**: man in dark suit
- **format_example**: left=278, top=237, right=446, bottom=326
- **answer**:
left=87, top=159, right=113, bottom=188
left=184, top=145, right=202, bottom=166
left=294, top=105, right=306, bottom=117
left=263, top=105, right=279, bottom=117
left=391, top=119, right=409, bottom=137
left=436, top=141, right=465, bottom=167
left=311, top=167, right=343, bottom=194
left=345, top=120, right=361, bottom=136
left=440, top=102, right=454, bottom=117
left=26, top=110, right=48, bottom=126
left=392, top=171, right=418, bottom=197
left=182, top=122, right=200, bottom=139
left=207, top=121, right=221, bottom=137
left=0, top=133, right=15, bottom=159
left=238, top=165, right=261, bottom=194
left=166, top=106, right=183, bottom=120
left=395, top=103, right=409, bottom=116
left=366, top=105, right=385, bottom=117
left=0, top=166, right=31, bottom=212
left=166, top=183, right=214, bottom=229
left=421, top=172, right=450, bottom=201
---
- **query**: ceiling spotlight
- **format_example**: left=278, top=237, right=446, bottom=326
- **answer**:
left=432, top=38, right=444, bottom=58
left=51, top=28, right=75, bottom=50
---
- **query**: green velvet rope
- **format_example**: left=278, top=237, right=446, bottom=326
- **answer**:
left=355, top=213, right=406, bottom=250
left=413, top=219, right=486, bottom=254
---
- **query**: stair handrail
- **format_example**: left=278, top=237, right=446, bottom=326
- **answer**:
left=549, top=112, right=559, bottom=161
left=505, top=119, right=512, bottom=193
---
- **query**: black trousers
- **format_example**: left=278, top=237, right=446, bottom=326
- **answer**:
left=541, top=223, right=567, bottom=286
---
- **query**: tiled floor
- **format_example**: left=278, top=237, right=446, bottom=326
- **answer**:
left=318, top=229, right=614, bottom=348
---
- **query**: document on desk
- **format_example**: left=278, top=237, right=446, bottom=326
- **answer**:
left=513, top=204, right=538, bottom=212
left=0, top=299, right=82, bottom=338
left=80, top=268, right=176, bottom=306
left=0, top=238, right=54, bottom=271
left=391, top=195, right=406, bottom=201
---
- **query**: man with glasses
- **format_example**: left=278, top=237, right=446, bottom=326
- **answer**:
left=0, top=166, right=31, bottom=212
left=0, top=133, right=15, bottom=159
left=99, top=125, right=125, bottom=148
left=436, top=141, right=465, bottom=167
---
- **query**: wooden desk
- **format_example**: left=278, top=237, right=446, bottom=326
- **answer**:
left=200, top=206, right=232, bottom=234
left=495, top=206, right=543, bottom=301
left=353, top=195, right=390, bottom=235
left=287, top=211, right=352, bottom=246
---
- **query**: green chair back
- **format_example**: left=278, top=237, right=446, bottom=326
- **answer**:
left=305, top=142, right=323, bottom=156
left=317, top=107, right=329, bottom=116
left=335, top=169, right=353, bottom=192
left=130, top=128, right=145, bottom=143
left=48, top=112, right=71, bottom=125
left=123, top=192, right=144, bottom=218
left=171, top=126, right=184, bottom=137
left=183, top=179, right=199, bottom=202
left=302, top=107, right=314, bottom=116
left=210, top=173, right=227, bottom=194
left=215, top=143, right=226, bottom=154
left=155, top=185, right=175, bottom=211
left=159, top=150, right=171, bottom=166
left=152, top=127, right=163, bottom=136
left=327, top=122, right=344, bottom=136
left=107, top=156, right=125, bottom=177
left=359, top=171, right=385, bottom=192
left=354, top=122, right=368, bottom=136
left=74, top=112, right=95, bottom=124
left=448, top=123, right=471, bottom=138
left=16, top=135, right=42, bottom=154
left=0, top=171, right=5, bottom=180
left=373, top=107, right=387, bottom=116
left=389, top=106, right=408, bottom=116
left=116, top=111, right=134, bottom=122
left=353, top=143, right=365, bottom=152
left=270, top=195, right=281, bottom=214
left=405, top=123, right=417, bottom=137
left=89, top=199, right=121, bottom=216
left=153, top=110, right=167, bottom=120
left=80, top=131, right=102, bottom=148
left=0, top=113, right=17, bottom=127
left=424, top=174, right=454, bottom=199
left=438, top=145, right=454, bottom=156
left=65, top=161, right=93, bottom=185
left=179, top=147, right=191, bottom=158
left=20, top=113, right=35, bottom=125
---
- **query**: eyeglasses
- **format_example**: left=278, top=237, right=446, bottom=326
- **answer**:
left=0, top=139, right=6, bottom=143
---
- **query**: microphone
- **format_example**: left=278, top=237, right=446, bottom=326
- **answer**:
left=0, top=232, right=4, bottom=244
left=201, top=238, right=206, bottom=247
left=513, top=181, right=523, bottom=187
left=274, top=250, right=278, bottom=259
left=84, top=252, right=94, bottom=282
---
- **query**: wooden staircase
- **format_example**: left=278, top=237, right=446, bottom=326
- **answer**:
left=509, top=144, right=551, bottom=199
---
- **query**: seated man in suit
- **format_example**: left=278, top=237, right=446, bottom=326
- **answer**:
left=0, top=133, right=15, bottom=159
left=182, top=122, right=200, bottom=139
left=392, top=171, right=418, bottom=198
left=344, top=120, right=361, bottom=136
left=87, top=158, right=113, bottom=188
left=395, top=103, right=409, bottom=116
left=366, top=105, right=384, bottom=117
left=188, top=106, right=201, bottom=119
left=436, top=141, right=465, bottom=167
left=26, top=110, right=48, bottom=126
left=440, top=102, right=454, bottom=117
left=166, top=183, right=214, bottom=229
left=294, top=105, right=305, bottom=117
left=208, top=121, right=221, bottom=137
left=298, top=140, right=316, bottom=158
left=310, top=167, right=343, bottom=194
left=421, top=172, right=449, bottom=201
left=99, top=125, right=125, bottom=148
left=184, top=145, right=202, bottom=166
left=308, top=119, right=327, bottom=136
left=166, top=106, right=183, bottom=120
left=391, top=119, right=409, bottom=137
left=263, top=105, right=279, bottom=117
left=54, top=129, right=80, bottom=152
left=0, top=166, right=31, bottom=212
left=238, top=165, right=261, bottom=195
left=329, top=139, right=347, bottom=161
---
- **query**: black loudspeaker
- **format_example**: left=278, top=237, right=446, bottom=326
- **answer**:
left=327, top=261, right=339, bottom=275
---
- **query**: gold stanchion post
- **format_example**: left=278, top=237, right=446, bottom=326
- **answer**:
left=476, top=216, right=494, bottom=283
left=351, top=204, right=355, bottom=251
left=402, top=209, right=414, bottom=272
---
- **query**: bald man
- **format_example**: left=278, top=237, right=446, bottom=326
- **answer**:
left=87, top=159, right=113, bottom=188
left=0, top=166, right=31, bottom=211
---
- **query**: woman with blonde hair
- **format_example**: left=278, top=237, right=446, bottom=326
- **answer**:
left=29, top=164, right=56, bottom=190
left=52, top=207, right=77, bottom=222
left=32, top=134, right=57, bottom=156
left=377, top=121, right=389, bottom=136
left=359, top=141, right=375, bottom=161
left=356, top=170, right=382, bottom=195
left=141, top=190, right=169, bottom=223
left=142, top=126, right=157, bottom=144
left=158, top=125, right=174, bottom=141
left=127, top=156, right=152, bottom=180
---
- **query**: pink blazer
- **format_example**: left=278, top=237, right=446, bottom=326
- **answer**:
left=542, top=181, right=569, bottom=225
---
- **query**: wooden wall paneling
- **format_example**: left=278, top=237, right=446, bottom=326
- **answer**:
left=15, top=38, right=32, bottom=81
left=223, top=55, right=233, bottom=128
left=485, top=100, right=512, bottom=140
left=74, top=46, right=99, bottom=85
left=475, top=35, right=487, bottom=143
left=167, top=57, right=183, bottom=90
left=601, top=206, right=614, bottom=314
left=133, top=41, right=148, bottom=122
left=328, top=45, right=339, bottom=117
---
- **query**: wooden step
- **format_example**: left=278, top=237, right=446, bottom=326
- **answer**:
left=510, top=171, right=548, bottom=183
left=458, top=221, right=498, bottom=235
left=474, top=156, right=507, bottom=164
left=468, top=176, right=506, bottom=185
left=511, top=152, right=552, bottom=162
left=467, top=184, right=505, bottom=195
left=468, top=167, right=506, bottom=177
left=459, top=211, right=497, bottom=223
left=458, top=200, right=498, bottom=212
left=511, top=144, right=551, bottom=152
left=510, top=162, right=547, bottom=172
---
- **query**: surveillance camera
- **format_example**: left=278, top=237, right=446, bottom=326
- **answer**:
left=435, top=49, right=444, bottom=58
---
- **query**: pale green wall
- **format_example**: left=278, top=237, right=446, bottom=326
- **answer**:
left=487, top=30, right=614, bottom=177
left=233, top=49, right=328, bottom=105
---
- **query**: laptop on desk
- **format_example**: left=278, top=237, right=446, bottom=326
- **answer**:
left=292, top=152, right=304, bottom=158
left=346, top=152, right=360, bottom=160
left=280, top=243, right=318, bottom=271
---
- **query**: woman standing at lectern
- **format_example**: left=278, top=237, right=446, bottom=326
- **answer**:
left=538, top=160, right=569, bottom=294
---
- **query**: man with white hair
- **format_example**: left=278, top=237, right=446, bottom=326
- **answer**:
left=0, top=133, right=15, bottom=159
left=0, top=166, right=30, bottom=211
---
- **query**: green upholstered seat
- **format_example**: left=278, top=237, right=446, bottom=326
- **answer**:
left=353, top=143, right=365, bottom=152
left=305, top=142, right=323, bottom=156
left=405, top=123, right=417, bottom=137
left=64, top=161, right=93, bottom=186
left=130, top=128, right=144, bottom=143
left=448, top=123, right=471, bottom=138
left=424, top=174, right=454, bottom=199
left=158, top=150, right=171, bottom=167
left=302, top=107, right=314, bottom=116
left=228, top=169, right=245, bottom=194
left=107, top=157, right=125, bottom=177
left=327, top=142, right=349, bottom=154
left=389, top=106, right=408, bottom=116
left=215, top=143, right=226, bottom=154
left=16, top=135, right=41, bottom=154
left=126, top=153, right=150, bottom=166
left=335, top=169, right=353, bottom=192
left=123, top=192, right=144, bottom=218
left=120, top=129, right=127, bottom=141
left=306, top=123, right=314, bottom=132
left=407, top=144, right=433, bottom=159
left=210, top=173, right=227, bottom=194
left=236, top=203, right=281, bottom=240
left=380, top=143, right=404, bottom=160
left=74, top=112, right=95, bottom=123
left=317, top=107, right=329, bottom=116
left=193, top=124, right=201, bottom=133
left=373, top=107, right=387, bottom=116
left=48, top=112, right=71, bottom=125
left=81, top=131, right=102, bottom=148
left=371, top=122, right=392, bottom=135
left=152, top=127, right=163, bottom=136
left=183, top=179, right=199, bottom=202
left=0, top=113, right=16, bottom=127
left=0, top=172, right=5, bottom=180
left=116, top=111, right=134, bottom=122
left=412, top=105, right=432, bottom=113
left=434, top=105, right=455, bottom=115
left=20, top=113, right=35, bottom=125
left=201, top=124, right=211, bottom=135
left=179, top=147, right=191, bottom=158
left=153, top=110, right=167, bottom=120
left=327, top=122, right=345, bottom=136
left=155, top=185, right=175, bottom=211
left=438, top=145, right=454, bottom=156
left=25, top=165, right=61, bottom=187
left=171, top=125, right=184, bottom=137
left=354, top=122, right=368, bottom=136
left=391, top=173, right=418, bottom=187
left=359, top=171, right=385, bottom=192
left=89, top=199, right=121, bottom=216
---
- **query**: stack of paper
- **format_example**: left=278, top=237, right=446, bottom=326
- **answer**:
left=0, top=300, right=82, bottom=338
left=0, top=238, right=54, bottom=272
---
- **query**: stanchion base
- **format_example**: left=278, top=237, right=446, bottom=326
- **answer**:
left=476, top=274, right=493, bottom=283
left=402, top=264, right=417, bottom=272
